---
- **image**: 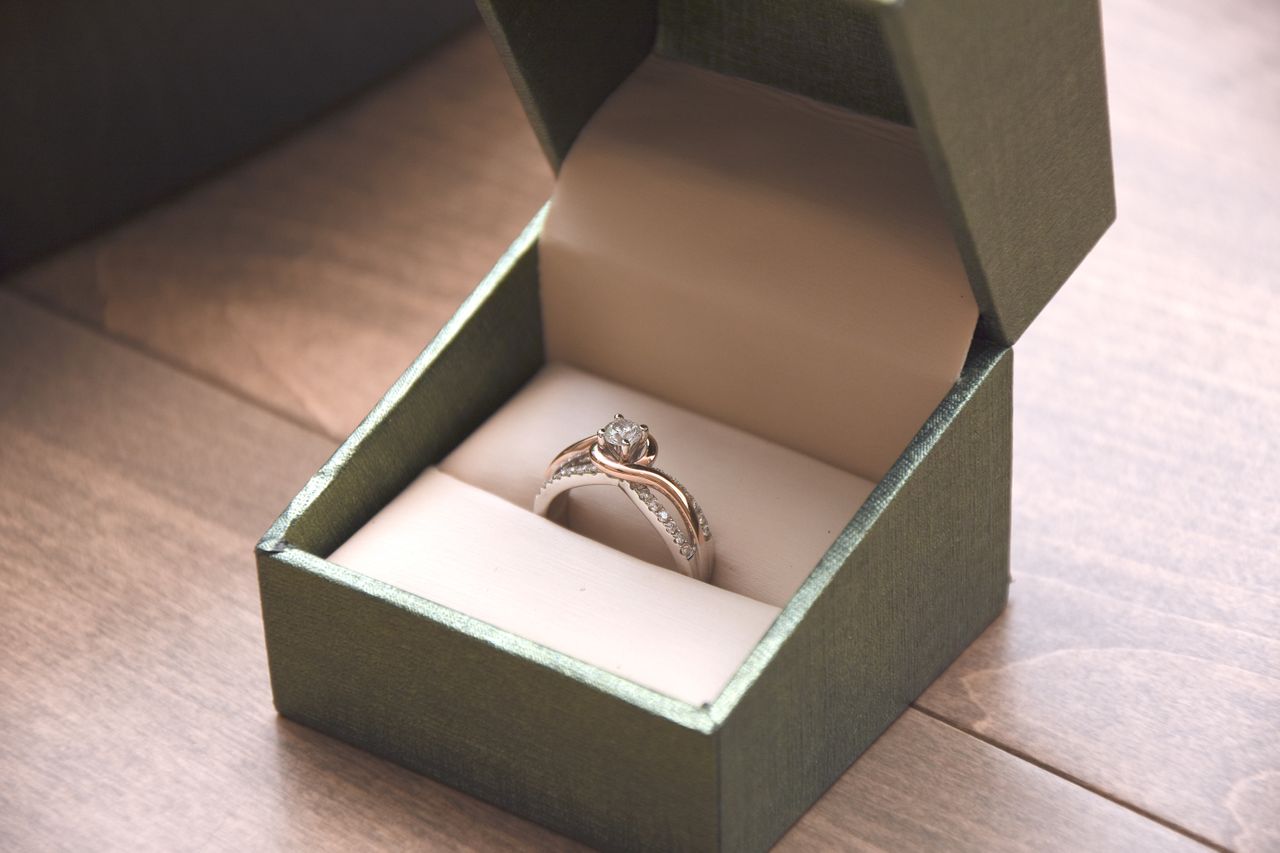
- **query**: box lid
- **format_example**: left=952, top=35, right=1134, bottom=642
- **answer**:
left=478, top=0, right=1114, bottom=346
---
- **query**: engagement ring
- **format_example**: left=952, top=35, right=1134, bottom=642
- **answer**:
left=533, top=415, right=715, bottom=581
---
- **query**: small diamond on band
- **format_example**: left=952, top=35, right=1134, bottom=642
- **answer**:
left=533, top=415, right=714, bottom=581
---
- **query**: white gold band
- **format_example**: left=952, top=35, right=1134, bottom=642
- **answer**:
left=533, top=416, right=715, bottom=581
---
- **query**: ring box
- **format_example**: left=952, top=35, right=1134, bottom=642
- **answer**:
left=256, top=2, right=1114, bottom=850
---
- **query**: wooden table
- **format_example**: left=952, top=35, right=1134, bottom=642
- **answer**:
left=2, top=2, right=1276, bottom=850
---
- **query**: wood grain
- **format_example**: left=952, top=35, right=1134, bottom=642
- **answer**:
left=0, top=296, right=1200, bottom=851
left=0, top=295, right=577, bottom=852
left=916, top=2, right=1280, bottom=849
left=777, top=710, right=1203, bottom=853
left=3, top=0, right=1278, bottom=849
left=7, top=26, right=553, bottom=441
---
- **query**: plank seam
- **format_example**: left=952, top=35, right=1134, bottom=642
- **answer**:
left=910, top=703, right=1229, bottom=852
left=4, top=289, right=340, bottom=443
left=0, top=291, right=1236, bottom=853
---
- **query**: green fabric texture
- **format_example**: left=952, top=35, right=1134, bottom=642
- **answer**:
left=259, top=548, right=721, bottom=851
left=657, top=0, right=910, bottom=126
left=878, top=0, right=1116, bottom=344
left=477, top=0, right=657, bottom=169
left=477, top=0, right=1115, bottom=346
left=257, top=0, right=1106, bottom=844
left=716, top=341, right=1012, bottom=850
left=258, top=212, right=1014, bottom=851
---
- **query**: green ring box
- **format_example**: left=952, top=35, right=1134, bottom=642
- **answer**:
left=257, top=2, right=1114, bottom=849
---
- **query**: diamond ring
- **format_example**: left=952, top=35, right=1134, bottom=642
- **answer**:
left=533, top=415, right=715, bottom=581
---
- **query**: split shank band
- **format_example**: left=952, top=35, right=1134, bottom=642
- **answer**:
left=533, top=416, right=715, bottom=582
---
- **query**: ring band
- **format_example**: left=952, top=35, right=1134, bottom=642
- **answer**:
left=533, top=415, right=715, bottom=581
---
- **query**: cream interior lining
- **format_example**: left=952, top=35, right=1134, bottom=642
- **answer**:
left=540, top=56, right=976, bottom=481
left=329, top=56, right=977, bottom=706
left=331, top=363, right=869, bottom=705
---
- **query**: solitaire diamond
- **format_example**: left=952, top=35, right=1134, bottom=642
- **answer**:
left=537, top=413, right=712, bottom=581
left=603, top=416, right=646, bottom=449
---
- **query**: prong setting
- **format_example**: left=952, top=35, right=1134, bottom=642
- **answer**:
left=534, top=415, right=714, bottom=581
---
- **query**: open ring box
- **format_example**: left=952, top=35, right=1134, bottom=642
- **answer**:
left=257, top=2, right=1114, bottom=850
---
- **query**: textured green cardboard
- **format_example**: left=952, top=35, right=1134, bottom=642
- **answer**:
left=259, top=1, right=1109, bottom=848
left=479, top=0, right=1115, bottom=346
left=259, top=213, right=1012, bottom=852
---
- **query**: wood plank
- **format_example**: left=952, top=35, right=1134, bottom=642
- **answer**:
left=0, top=295, right=577, bottom=852
left=778, top=710, right=1203, bottom=853
left=0, top=294, right=1201, bottom=850
left=6, top=26, right=553, bottom=441
left=917, top=578, right=1277, bottom=852
left=6, top=0, right=1279, bottom=848
left=916, top=1, right=1280, bottom=849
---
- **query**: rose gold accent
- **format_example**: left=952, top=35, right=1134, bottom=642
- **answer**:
left=533, top=420, right=715, bottom=582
